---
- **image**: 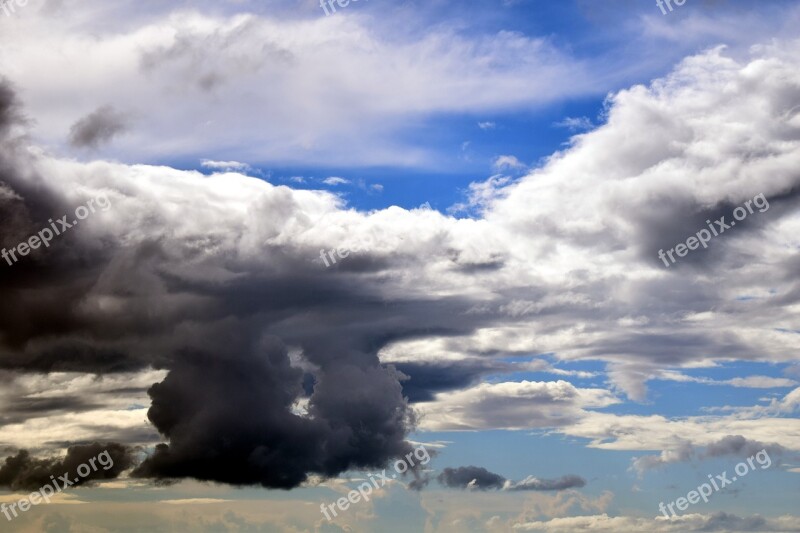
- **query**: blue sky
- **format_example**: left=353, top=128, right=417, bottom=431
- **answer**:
left=1, top=0, right=800, bottom=532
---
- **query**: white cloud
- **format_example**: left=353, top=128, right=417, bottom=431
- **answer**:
left=654, top=371, right=798, bottom=389
left=553, top=116, right=594, bottom=132
left=322, top=177, right=350, bottom=186
left=200, top=159, right=251, bottom=172
left=492, top=155, right=527, bottom=172
left=0, top=6, right=595, bottom=168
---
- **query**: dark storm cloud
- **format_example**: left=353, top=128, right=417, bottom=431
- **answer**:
left=0, top=443, right=135, bottom=491
left=131, top=340, right=416, bottom=488
left=437, top=466, right=506, bottom=490
left=68, top=105, right=128, bottom=148
left=0, top=84, right=500, bottom=488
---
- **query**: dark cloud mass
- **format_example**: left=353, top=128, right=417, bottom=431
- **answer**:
left=0, top=80, right=471, bottom=488
left=0, top=443, right=134, bottom=491
left=131, top=341, right=416, bottom=487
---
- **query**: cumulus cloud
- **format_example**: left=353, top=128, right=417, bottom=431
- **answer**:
left=0, top=82, right=427, bottom=488
left=3, top=32, right=800, bottom=492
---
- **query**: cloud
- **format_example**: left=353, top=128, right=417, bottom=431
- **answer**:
left=322, top=177, right=350, bottom=186
left=553, top=116, right=594, bottom=132
left=505, top=475, right=586, bottom=491
left=478, top=121, right=496, bottom=130
left=0, top=443, right=135, bottom=491
left=652, top=371, right=798, bottom=389
left=437, top=466, right=505, bottom=490
left=0, top=82, right=428, bottom=488
left=130, top=342, right=417, bottom=488
left=416, top=381, right=619, bottom=431
left=436, top=466, right=586, bottom=493
left=0, top=6, right=596, bottom=168
left=200, top=160, right=251, bottom=172
left=4, top=34, right=800, bottom=491
left=516, top=513, right=800, bottom=532
left=492, top=155, right=527, bottom=173
left=68, top=105, right=129, bottom=148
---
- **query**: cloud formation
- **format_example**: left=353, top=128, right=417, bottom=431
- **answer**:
left=0, top=443, right=134, bottom=491
left=436, top=465, right=586, bottom=492
left=68, top=106, right=128, bottom=148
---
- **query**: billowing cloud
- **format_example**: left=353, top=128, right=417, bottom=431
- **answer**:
left=3, top=31, right=800, bottom=493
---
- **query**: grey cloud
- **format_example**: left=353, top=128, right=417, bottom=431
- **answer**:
left=68, top=105, right=128, bottom=148
left=703, top=435, right=788, bottom=460
left=437, top=466, right=505, bottom=490
left=0, top=443, right=135, bottom=491
left=633, top=435, right=790, bottom=474
left=1, top=84, right=503, bottom=488
left=507, top=474, right=587, bottom=491
left=393, top=360, right=518, bottom=403
left=436, top=465, right=586, bottom=492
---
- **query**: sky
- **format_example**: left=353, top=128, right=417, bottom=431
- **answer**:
left=0, top=0, right=799, bottom=532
